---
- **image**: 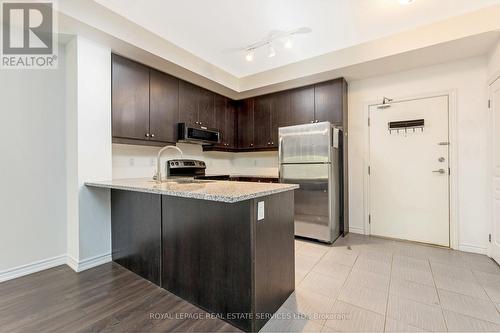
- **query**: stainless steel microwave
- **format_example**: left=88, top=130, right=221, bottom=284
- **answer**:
left=177, top=123, right=220, bottom=145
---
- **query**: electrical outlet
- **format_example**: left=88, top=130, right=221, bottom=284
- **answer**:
left=257, top=201, right=265, bottom=221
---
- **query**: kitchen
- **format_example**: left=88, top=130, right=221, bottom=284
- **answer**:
left=1, top=1, right=500, bottom=332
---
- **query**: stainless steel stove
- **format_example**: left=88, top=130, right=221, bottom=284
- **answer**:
left=166, top=159, right=230, bottom=180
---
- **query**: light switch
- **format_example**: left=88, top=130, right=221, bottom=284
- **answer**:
left=257, top=201, right=265, bottom=221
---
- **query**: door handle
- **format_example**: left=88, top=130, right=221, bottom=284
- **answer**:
left=432, top=169, right=446, bottom=174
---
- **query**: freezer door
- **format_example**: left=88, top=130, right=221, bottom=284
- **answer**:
left=279, top=122, right=332, bottom=164
left=280, top=163, right=339, bottom=243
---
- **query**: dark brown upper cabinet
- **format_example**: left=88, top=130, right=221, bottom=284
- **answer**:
left=288, top=86, right=315, bottom=126
left=225, top=101, right=237, bottom=149
left=214, top=95, right=236, bottom=149
left=179, top=81, right=200, bottom=125
left=237, top=99, right=255, bottom=149
left=254, top=95, right=272, bottom=148
left=198, top=88, right=215, bottom=128
left=112, top=53, right=347, bottom=152
left=314, top=79, right=344, bottom=125
left=179, top=81, right=215, bottom=128
left=272, top=91, right=289, bottom=145
left=214, top=94, right=226, bottom=148
left=150, top=69, right=179, bottom=143
left=112, top=55, right=150, bottom=141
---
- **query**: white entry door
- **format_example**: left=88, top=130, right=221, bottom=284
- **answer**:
left=491, top=78, right=500, bottom=264
left=369, top=95, right=450, bottom=246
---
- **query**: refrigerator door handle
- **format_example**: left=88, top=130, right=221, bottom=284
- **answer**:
left=279, top=137, right=283, bottom=161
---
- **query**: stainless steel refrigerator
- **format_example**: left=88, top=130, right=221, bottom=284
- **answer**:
left=279, top=122, right=342, bottom=243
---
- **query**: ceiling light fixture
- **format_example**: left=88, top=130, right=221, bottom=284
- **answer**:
left=241, top=27, right=311, bottom=62
left=245, top=49, right=254, bottom=62
left=399, top=0, right=415, bottom=4
left=268, top=44, right=276, bottom=58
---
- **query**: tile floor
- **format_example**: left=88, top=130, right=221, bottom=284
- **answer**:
left=261, top=233, right=500, bottom=332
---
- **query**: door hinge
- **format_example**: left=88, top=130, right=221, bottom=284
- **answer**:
left=448, top=167, right=451, bottom=175
left=368, top=166, right=371, bottom=175
left=489, top=234, right=492, bottom=242
left=488, top=99, right=491, bottom=109
left=368, top=117, right=371, bottom=126
left=368, top=214, right=371, bottom=224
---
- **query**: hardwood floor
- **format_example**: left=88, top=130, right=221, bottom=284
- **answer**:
left=0, top=263, right=241, bottom=333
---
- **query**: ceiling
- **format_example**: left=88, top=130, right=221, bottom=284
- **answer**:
left=94, top=0, right=500, bottom=78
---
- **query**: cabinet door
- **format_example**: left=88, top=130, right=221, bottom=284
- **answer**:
left=150, top=69, right=179, bottom=143
left=112, top=55, right=150, bottom=140
left=198, top=88, right=215, bottom=128
left=254, top=95, right=272, bottom=148
left=237, top=99, right=255, bottom=149
left=214, top=94, right=226, bottom=148
left=276, top=90, right=291, bottom=129
left=269, top=93, right=283, bottom=148
left=314, top=79, right=343, bottom=124
left=289, top=86, right=315, bottom=126
left=111, top=190, right=162, bottom=286
left=225, top=101, right=237, bottom=149
left=179, top=81, right=199, bottom=125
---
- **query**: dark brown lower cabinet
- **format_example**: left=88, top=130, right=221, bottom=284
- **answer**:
left=111, top=190, right=162, bottom=285
left=111, top=189, right=295, bottom=332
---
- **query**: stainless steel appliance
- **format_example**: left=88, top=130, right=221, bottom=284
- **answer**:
left=166, top=159, right=230, bottom=180
left=177, top=123, right=220, bottom=145
left=279, top=122, right=343, bottom=243
left=166, top=159, right=207, bottom=178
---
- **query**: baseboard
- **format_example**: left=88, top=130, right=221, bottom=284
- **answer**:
left=459, top=243, right=488, bottom=255
left=0, top=255, right=67, bottom=283
left=66, top=253, right=112, bottom=273
left=66, top=255, right=79, bottom=272
left=348, top=226, right=365, bottom=235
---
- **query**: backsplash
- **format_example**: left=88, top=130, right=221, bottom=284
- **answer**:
left=112, top=143, right=279, bottom=179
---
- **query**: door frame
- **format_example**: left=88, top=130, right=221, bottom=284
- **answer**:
left=488, top=75, right=500, bottom=258
left=362, top=90, right=459, bottom=249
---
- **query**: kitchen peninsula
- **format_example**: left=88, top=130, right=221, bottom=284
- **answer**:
left=86, top=179, right=298, bottom=332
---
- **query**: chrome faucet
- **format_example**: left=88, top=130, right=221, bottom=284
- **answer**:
left=154, top=145, right=183, bottom=183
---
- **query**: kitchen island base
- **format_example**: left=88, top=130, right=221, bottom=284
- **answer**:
left=111, top=189, right=295, bottom=332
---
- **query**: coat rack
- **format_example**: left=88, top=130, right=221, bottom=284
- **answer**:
left=388, top=119, right=425, bottom=134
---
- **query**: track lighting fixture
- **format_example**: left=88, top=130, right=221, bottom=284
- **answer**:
left=245, top=49, right=254, bottom=62
left=242, top=27, right=311, bottom=62
left=268, top=44, right=276, bottom=58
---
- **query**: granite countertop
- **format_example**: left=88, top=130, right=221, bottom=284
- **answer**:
left=85, top=178, right=298, bottom=203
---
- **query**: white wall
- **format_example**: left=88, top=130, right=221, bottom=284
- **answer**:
left=348, top=56, right=490, bottom=253
left=112, top=143, right=278, bottom=179
left=0, top=46, right=67, bottom=275
left=66, top=36, right=112, bottom=269
left=488, top=39, right=500, bottom=80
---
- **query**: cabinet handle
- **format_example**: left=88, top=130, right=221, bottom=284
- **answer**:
left=145, top=133, right=150, bottom=138
left=151, top=134, right=155, bottom=138
left=250, top=143, right=254, bottom=147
